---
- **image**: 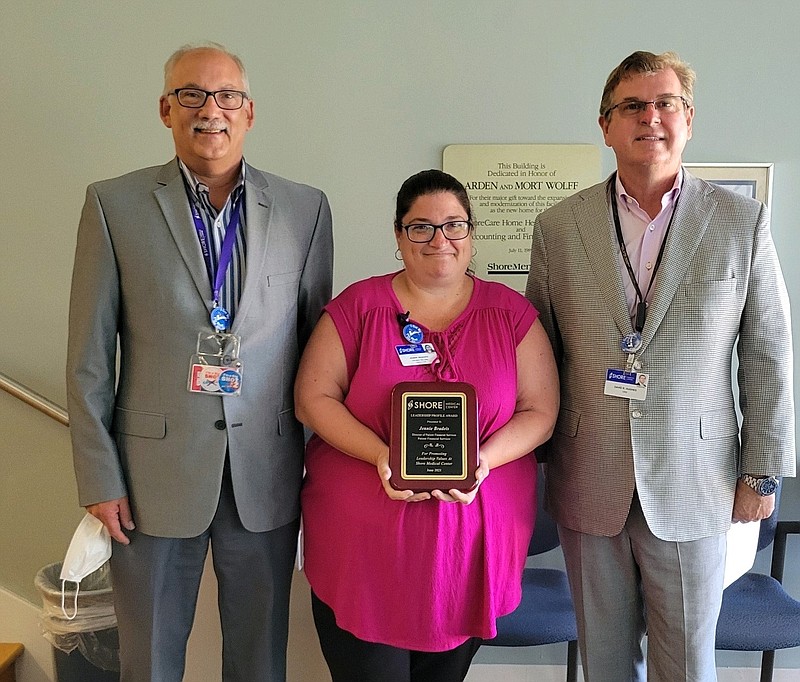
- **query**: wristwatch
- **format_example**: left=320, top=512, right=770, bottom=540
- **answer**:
left=740, top=474, right=779, bottom=496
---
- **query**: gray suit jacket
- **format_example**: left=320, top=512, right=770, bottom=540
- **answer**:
left=526, top=170, right=795, bottom=542
left=66, top=158, right=333, bottom=537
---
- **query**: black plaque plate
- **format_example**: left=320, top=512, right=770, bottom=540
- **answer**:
left=389, top=381, right=478, bottom=492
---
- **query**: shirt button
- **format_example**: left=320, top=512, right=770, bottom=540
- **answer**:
left=645, top=261, right=653, bottom=270
left=649, top=224, right=655, bottom=231
left=214, top=420, right=226, bottom=430
left=631, top=410, right=642, bottom=419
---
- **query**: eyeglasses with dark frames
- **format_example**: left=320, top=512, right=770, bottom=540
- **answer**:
left=401, top=221, right=473, bottom=243
left=169, top=88, right=249, bottom=110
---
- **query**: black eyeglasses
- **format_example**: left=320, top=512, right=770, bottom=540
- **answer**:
left=604, top=95, right=689, bottom=118
left=169, top=88, right=249, bottom=110
left=401, top=221, right=473, bottom=243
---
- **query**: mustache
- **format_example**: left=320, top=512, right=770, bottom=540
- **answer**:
left=193, top=119, right=227, bottom=132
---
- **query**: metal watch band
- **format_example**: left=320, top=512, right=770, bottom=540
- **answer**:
left=740, top=474, right=779, bottom=496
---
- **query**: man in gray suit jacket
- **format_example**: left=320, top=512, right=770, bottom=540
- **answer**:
left=526, top=51, right=795, bottom=681
left=66, top=43, right=333, bottom=681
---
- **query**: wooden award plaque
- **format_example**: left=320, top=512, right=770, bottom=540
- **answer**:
left=389, top=381, right=478, bottom=492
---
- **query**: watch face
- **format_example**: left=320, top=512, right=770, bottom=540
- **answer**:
left=759, top=478, right=779, bottom=495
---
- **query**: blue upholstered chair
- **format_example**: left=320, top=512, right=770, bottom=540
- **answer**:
left=484, top=464, right=579, bottom=682
left=715, top=484, right=800, bottom=681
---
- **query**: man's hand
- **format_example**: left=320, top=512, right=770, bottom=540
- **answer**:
left=732, top=479, right=775, bottom=523
left=87, top=497, right=136, bottom=544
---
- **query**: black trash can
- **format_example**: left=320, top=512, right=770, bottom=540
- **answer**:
left=35, top=561, right=120, bottom=681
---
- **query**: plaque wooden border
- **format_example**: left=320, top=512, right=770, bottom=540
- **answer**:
left=389, top=381, right=479, bottom=492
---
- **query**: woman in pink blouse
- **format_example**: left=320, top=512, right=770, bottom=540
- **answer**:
left=295, top=169, right=559, bottom=682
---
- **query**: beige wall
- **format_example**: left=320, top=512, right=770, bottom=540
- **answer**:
left=2, top=0, right=800, bottom=674
left=0, top=394, right=80, bottom=601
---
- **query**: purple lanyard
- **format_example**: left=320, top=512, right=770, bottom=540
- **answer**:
left=191, top=193, right=244, bottom=306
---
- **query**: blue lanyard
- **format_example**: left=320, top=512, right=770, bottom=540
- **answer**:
left=191, top=192, right=244, bottom=306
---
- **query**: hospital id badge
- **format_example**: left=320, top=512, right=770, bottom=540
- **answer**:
left=188, top=332, right=243, bottom=396
left=396, top=343, right=438, bottom=366
left=603, top=369, right=649, bottom=401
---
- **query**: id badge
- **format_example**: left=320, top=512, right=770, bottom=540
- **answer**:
left=603, top=369, right=649, bottom=401
left=188, top=332, right=243, bottom=396
left=395, top=343, right=438, bottom=366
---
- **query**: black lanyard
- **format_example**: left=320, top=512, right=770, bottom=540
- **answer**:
left=609, top=175, right=679, bottom=333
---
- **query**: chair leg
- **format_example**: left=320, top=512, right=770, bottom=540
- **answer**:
left=759, top=650, right=775, bottom=682
left=566, top=640, right=578, bottom=682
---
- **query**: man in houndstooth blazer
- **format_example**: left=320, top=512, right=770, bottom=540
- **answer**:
left=526, top=51, right=795, bottom=682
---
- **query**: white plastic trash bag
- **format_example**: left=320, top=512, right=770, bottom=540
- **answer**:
left=35, top=561, right=119, bottom=671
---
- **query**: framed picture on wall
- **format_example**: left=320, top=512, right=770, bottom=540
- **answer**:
left=684, top=162, right=773, bottom=208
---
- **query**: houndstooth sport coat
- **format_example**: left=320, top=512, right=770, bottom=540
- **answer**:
left=525, top=170, right=796, bottom=542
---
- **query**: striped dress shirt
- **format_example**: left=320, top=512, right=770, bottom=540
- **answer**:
left=179, top=159, right=247, bottom=324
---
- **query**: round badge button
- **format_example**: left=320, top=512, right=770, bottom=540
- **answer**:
left=218, top=369, right=241, bottom=394
left=402, top=323, right=424, bottom=344
left=620, top=332, right=642, bottom=353
left=210, top=307, right=231, bottom=332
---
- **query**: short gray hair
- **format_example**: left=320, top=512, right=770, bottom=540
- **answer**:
left=162, top=42, right=250, bottom=96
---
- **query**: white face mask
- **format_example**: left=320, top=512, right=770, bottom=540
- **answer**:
left=59, top=513, right=112, bottom=619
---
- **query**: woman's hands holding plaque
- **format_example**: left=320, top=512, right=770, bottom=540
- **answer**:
left=431, top=455, right=489, bottom=505
left=377, top=450, right=489, bottom=505
left=377, top=449, right=431, bottom=502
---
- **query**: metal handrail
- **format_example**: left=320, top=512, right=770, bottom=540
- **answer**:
left=0, top=371, right=69, bottom=426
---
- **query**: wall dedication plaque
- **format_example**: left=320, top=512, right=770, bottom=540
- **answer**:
left=443, top=143, right=600, bottom=293
left=389, top=381, right=478, bottom=492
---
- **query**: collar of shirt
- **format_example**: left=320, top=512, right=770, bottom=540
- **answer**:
left=613, top=169, right=683, bottom=315
left=614, top=169, right=682, bottom=221
left=178, top=158, right=246, bottom=215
